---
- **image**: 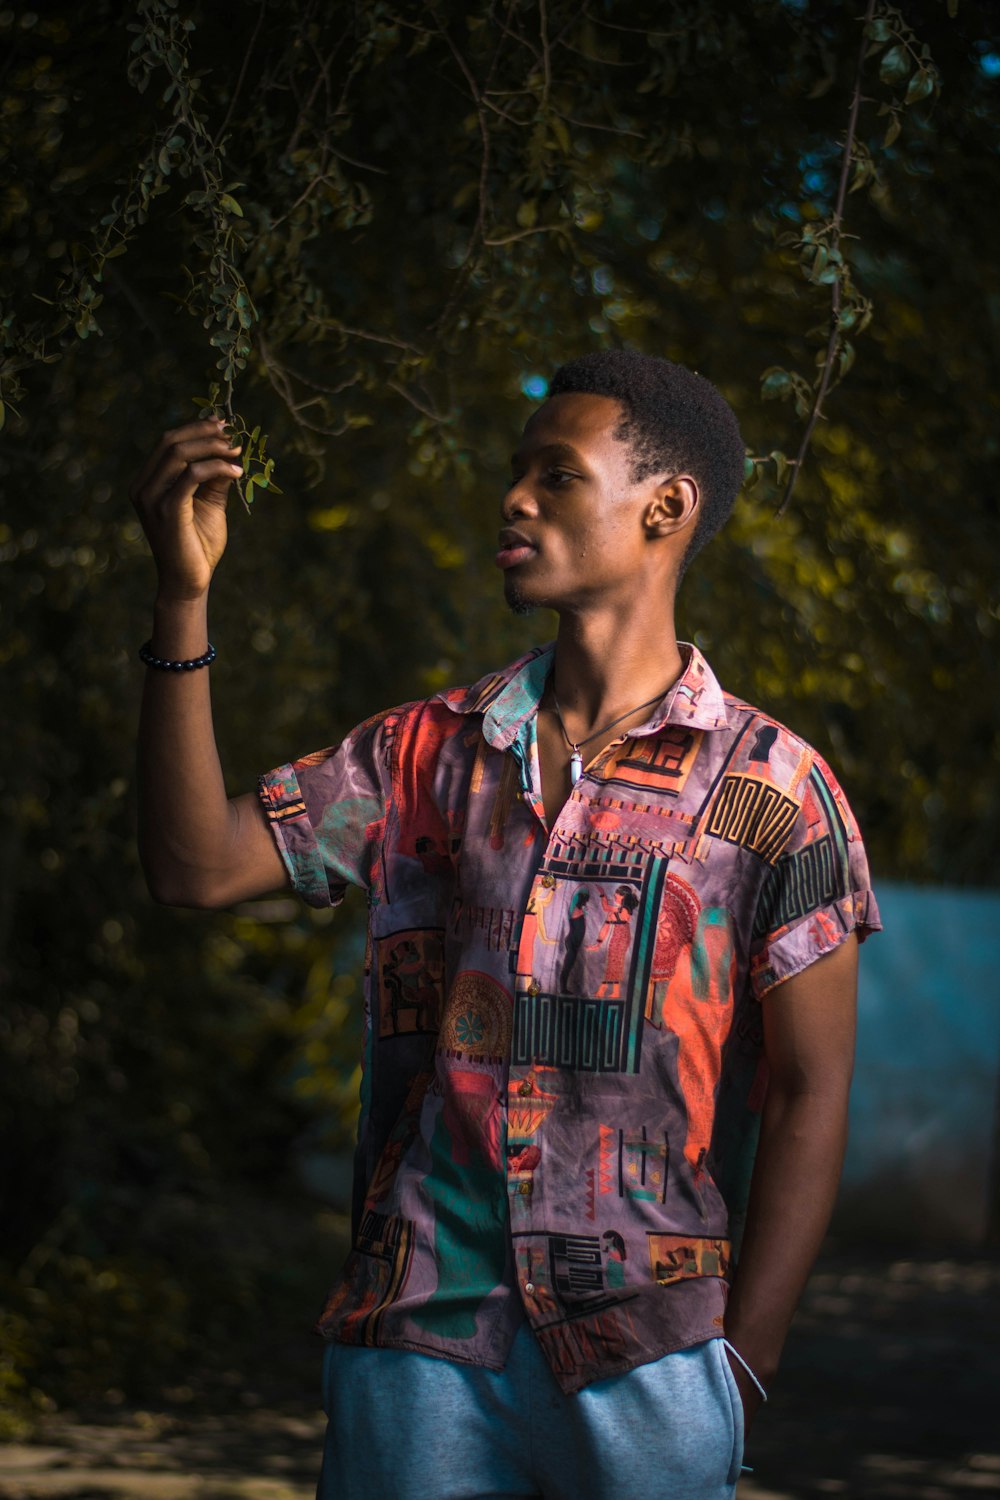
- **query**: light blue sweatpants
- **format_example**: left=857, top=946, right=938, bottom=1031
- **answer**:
left=317, top=1326, right=744, bottom=1499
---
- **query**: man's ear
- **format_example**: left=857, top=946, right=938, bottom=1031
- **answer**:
left=644, top=475, right=699, bottom=538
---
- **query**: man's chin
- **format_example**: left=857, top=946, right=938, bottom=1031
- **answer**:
left=503, top=576, right=537, bottom=616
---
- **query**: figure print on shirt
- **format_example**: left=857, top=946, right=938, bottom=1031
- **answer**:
left=376, top=928, right=445, bottom=1038
left=559, top=886, right=591, bottom=993
left=514, top=883, right=557, bottom=981
left=644, top=872, right=700, bottom=1025
left=603, top=1229, right=627, bottom=1288
left=587, top=885, right=640, bottom=999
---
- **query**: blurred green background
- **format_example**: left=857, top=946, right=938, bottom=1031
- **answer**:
left=1, top=0, right=997, bottom=1434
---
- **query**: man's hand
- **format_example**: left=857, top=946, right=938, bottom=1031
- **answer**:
left=132, top=415, right=292, bottom=911
left=130, top=417, right=244, bottom=601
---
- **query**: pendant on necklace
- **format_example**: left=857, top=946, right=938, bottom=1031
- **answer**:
left=569, top=750, right=583, bottom=786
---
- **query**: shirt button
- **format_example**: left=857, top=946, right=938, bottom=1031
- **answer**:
left=526, top=978, right=541, bottom=996
left=517, top=1181, right=532, bottom=1196
left=540, top=873, right=555, bottom=888
left=518, top=1080, right=533, bottom=1096
left=524, top=1281, right=535, bottom=1294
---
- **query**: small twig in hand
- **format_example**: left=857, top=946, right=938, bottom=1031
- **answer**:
left=776, top=0, right=875, bottom=518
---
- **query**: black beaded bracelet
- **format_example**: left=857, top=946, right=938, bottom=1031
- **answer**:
left=138, top=639, right=216, bottom=671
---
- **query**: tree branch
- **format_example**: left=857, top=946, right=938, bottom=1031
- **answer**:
left=387, top=379, right=449, bottom=423
left=776, top=0, right=876, bottom=518
left=539, top=0, right=551, bottom=113
left=212, top=0, right=268, bottom=150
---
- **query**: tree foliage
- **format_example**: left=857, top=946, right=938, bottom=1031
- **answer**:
left=1, top=0, right=997, bottom=1422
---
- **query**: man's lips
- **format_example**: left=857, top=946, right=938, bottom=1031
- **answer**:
left=495, top=531, right=537, bottom=569
left=495, top=543, right=537, bottom=569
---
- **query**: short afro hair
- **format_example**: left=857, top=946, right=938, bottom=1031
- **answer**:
left=547, top=349, right=745, bottom=569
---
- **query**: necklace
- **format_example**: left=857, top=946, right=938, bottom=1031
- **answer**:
left=550, top=684, right=668, bottom=786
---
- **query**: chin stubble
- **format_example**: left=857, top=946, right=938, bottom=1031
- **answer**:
left=504, top=580, right=537, bottom=617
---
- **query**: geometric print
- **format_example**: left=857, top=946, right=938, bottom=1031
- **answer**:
left=259, top=639, right=881, bottom=1395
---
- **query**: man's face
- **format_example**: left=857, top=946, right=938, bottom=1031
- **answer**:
left=497, top=392, right=661, bottom=616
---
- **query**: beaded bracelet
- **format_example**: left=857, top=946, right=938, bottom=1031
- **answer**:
left=138, top=640, right=216, bottom=671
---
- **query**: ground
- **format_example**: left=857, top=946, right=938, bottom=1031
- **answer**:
left=1, top=1249, right=997, bottom=1499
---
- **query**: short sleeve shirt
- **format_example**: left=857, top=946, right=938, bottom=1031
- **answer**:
left=258, top=643, right=881, bottom=1393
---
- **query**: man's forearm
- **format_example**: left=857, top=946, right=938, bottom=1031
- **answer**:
left=136, top=592, right=236, bottom=904
left=724, top=1082, right=850, bottom=1388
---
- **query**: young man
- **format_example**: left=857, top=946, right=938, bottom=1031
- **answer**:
left=132, top=349, right=881, bottom=1500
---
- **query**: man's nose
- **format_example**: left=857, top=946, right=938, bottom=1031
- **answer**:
left=501, top=477, right=539, bottom=521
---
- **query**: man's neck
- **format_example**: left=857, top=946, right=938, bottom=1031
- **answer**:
left=548, top=597, right=684, bottom=732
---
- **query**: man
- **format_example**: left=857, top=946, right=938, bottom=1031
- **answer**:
left=132, top=349, right=881, bottom=1499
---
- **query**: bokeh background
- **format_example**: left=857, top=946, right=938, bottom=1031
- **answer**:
left=1, top=1, right=997, bottom=1495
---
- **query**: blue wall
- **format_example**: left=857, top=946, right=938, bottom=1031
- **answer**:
left=835, top=882, right=1000, bottom=1246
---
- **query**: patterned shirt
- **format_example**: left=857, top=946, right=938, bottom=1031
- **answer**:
left=258, top=642, right=881, bottom=1394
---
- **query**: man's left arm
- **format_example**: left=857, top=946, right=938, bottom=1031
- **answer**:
left=723, top=933, right=859, bottom=1431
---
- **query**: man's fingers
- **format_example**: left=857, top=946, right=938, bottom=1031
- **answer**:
left=134, top=436, right=243, bottom=511
left=130, top=418, right=222, bottom=496
left=158, top=458, right=244, bottom=512
left=130, top=418, right=233, bottom=501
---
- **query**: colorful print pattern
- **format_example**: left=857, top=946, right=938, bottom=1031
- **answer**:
left=258, top=643, right=881, bottom=1393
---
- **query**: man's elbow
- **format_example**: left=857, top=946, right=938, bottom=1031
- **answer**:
left=142, top=866, right=229, bottom=910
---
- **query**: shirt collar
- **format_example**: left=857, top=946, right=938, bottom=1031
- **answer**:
left=437, top=641, right=730, bottom=750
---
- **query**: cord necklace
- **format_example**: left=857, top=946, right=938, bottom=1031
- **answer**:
left=550, top=686, right=667, bottom=786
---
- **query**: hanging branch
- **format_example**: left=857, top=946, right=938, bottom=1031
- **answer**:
left=775, top=0, right=876, bottom=518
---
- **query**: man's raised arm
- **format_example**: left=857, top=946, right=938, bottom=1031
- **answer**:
left=131, top=417, right=290, bottom=910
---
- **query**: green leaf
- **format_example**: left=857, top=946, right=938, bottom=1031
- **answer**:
left=761, top=368, right=792, bottom=400
left=879, top=45, right=910, bottom=86
left=905, top=69, right=935, bottom=105
left=245, top=476, right=256, bottom=505
left=883, top=112, right=902, bottom=148
left=220, top=194, right=244, bottom=217
left=850, top=156, right=874, bottom=193
left=551, top=116, right=571, bottom=154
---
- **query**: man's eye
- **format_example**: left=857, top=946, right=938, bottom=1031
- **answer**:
left=547, top=468, right=574, bottom=485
